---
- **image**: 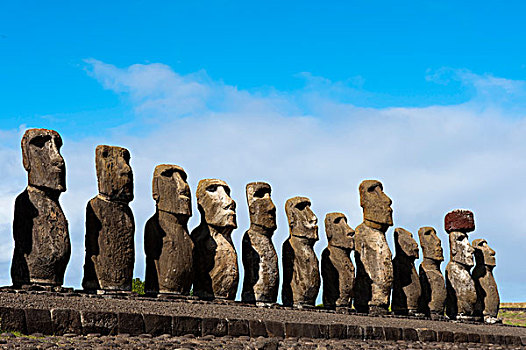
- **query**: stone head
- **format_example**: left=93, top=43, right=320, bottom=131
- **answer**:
left=472, top=238, right=496, bottom=267
left=196, top=179, right=237, bottom=229
left=324, top=212, right=354, bottom=251
left=445, top=209, right=475, bottom=234
left=359, top=180, right=393, bottom=229
left=449, top=231, right=474, bottom=267
left=285, top=196, right=318, bottom=241
left=95, top=145, right=133, bottom=203
left=22, top=128, right=66, bottom=192
left=246, top=182, right=276, bottom=231
left=418, top=226, right=444, bottom=261
left=394, top=227, right=419, bottom=259
left=152, top=164, right=191, bottom=216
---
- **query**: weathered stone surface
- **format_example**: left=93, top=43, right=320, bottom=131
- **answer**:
left=446, top=218, right=477, bottom=320
left=353, top=180, right=393, bottom=314
left=191, top=179, right=238, bottom=300
left=228, top=319, right=249, bottom=336
left=80, top=311, right=118, bottom=335
left=392, top=228, right=421, bottom=315
left=321, top=212, right=355, bottom=309
left=25, top=308, right=52, bottom=335
left=12, top=128, right=70, bottom=287
left=51, top=309, right=82, bottom=335
left=445, top=209, right=475, bottom=233
left=172, top=316, right=201, bottom=336
left=118, top=312, right=144, bottom=335
left=82, top=145, right=135, bottom=291
left=417, top=226, right=446, bottom=317
left=241, top=182, right=279, bottom=303
left=201, top=317, right=228, bottom=336
left=0, top=307, right=26, bottom=333
left=144, top=164, right=193, bottom=294
left=281, top=196, right=320, bottom=307
left=143, top=314, right=171, bottom=336
left=472, top=238, right=500, bottom=323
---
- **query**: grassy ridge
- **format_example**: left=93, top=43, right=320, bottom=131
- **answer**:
left=499, top=303, right=526, bottom=327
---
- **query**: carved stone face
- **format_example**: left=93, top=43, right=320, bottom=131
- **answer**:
left=22, top=128, right=66, bottom=192
left=394, top=228, right=419, bottom=258
left=472, top=238, right=496, bottom=267
left=324, top=212, right=354, bottom=250
left=449, top=231, right=474, bottom=267
left=196, top=179, right=237, bottom=229
left=95, top=145, right=133, bottom=203
left=152, top=164, right=191, bottom=216
left=359, top=180, right=393, bottom=227
left=246, top=182, right=276, bottom=231
left=418, top=226, right=444, bottom=261
left=285, top=196, right=318, bottom=241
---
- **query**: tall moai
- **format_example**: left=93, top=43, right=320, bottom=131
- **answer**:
left=417, top=226, right=446, bottom=319
left=144, top=165, right=193, bottom=294
left=281, top=197, right=320, bottom=307
left=241, top=182, right=279, bottom=304
left=82, top=145, right=135, bottom=291
left=12, top=128, right=71, bottom=287
left=321, top=212, right=355, bottom=309
left=445, top=209, right=478, bottom=321
left=391, top=227, right=421, bottom=315
left=472, top=238, right=500, bottom=323
left=191, top=179, right=238, bottom=300
left=353, top=180, right=393, bottom=315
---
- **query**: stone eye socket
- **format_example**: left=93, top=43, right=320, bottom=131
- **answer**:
left=161, top=169, right=174, bottom=178
left=295, top=202, right=308, bottom=210
left=206, top=184, right=218, bottom=193
left=367, top=185, right=376, bottom=193
left=102, top=150, right=109, bottom=158
left=334, top=216, right=343, bottom=224
left=253, top=188, right=268, bottom=198
left=30, top=135, right=50, bottom=148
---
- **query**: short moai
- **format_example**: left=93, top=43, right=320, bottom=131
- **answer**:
left=321, top=212, right=355, bottom=309
left=12, top=128, right=71, bottom=287
left=241, top=182, right=279, bottom=304
left=445, top=209, right=478, bottom=321
left=353, top=180, right=394, bottom=315
left=417, top=226, right=446, bottom=319
left=281, top=196, right=320, bottom=307
left=82, top=145, right=135, bottom=291
left=472, top=238, right=500, bottom=323
left=191, top=179, right=238, bottom=300
left=391, top=227, right=421, bottom=315
left=144, top=165, right=193, bottom=295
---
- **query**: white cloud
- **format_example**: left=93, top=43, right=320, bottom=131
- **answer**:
left=1, top=61, right=525, bottom=303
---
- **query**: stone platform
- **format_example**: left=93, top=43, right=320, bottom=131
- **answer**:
left=0, top=289, right=525, bottom=346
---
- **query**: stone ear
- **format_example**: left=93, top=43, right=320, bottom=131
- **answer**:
left=152, top=177, right=160, bottom=202
left=21, top=134, right=31, bottom=171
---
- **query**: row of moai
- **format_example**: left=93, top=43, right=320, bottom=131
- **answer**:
left=11, top=128, right=499, bottom=323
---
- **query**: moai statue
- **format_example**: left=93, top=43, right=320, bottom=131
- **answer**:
left=282, top=197, right=320, bottom=307
left=12, top=128, right=71, bottom=287
left=391, top=228, right=421, bottom=315
left=144, top=165, right=193, bottom=294
left=321, top=212, right=355, bottom=309
left=445, top=209, right=477, bottom=321
left=417, top=226, right=446, bottom=319
left=353, top=180, right=393, bottom=315
left=82, top=145, right=135, bottom=291
left=472, top=238, right=500, bottom=323
left=191, top=179, right=238, bottom=300
left=241, top=182, right=279, bottom=304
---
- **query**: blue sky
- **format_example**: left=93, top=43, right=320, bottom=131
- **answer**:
left=1, top=1, right=526, bottom=302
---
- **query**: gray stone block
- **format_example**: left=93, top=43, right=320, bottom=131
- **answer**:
left=51, top=309, right=81, bottom=335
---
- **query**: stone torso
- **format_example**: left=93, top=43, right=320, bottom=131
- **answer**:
left=241, top=229, right=279, bottom=303
left=321, top=246, right=354, bottom=308
left=446, top=261, right=477, bottom=318
left=83, top=196, right=135, bottom=290
left=282, top=236, right=320, bottom=306
left=191, top=225, right=239, bottom=300
left=353, top=223, right=393, bottom=310
left=144, top=212, right=193, bottom=294
left=472, top=266, right=499, bottom=318
left=418, top=259, right=446, bottom=315
left=12, top=187, right=70, bottom=286
left=392, top=255, right=421, bottom=313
